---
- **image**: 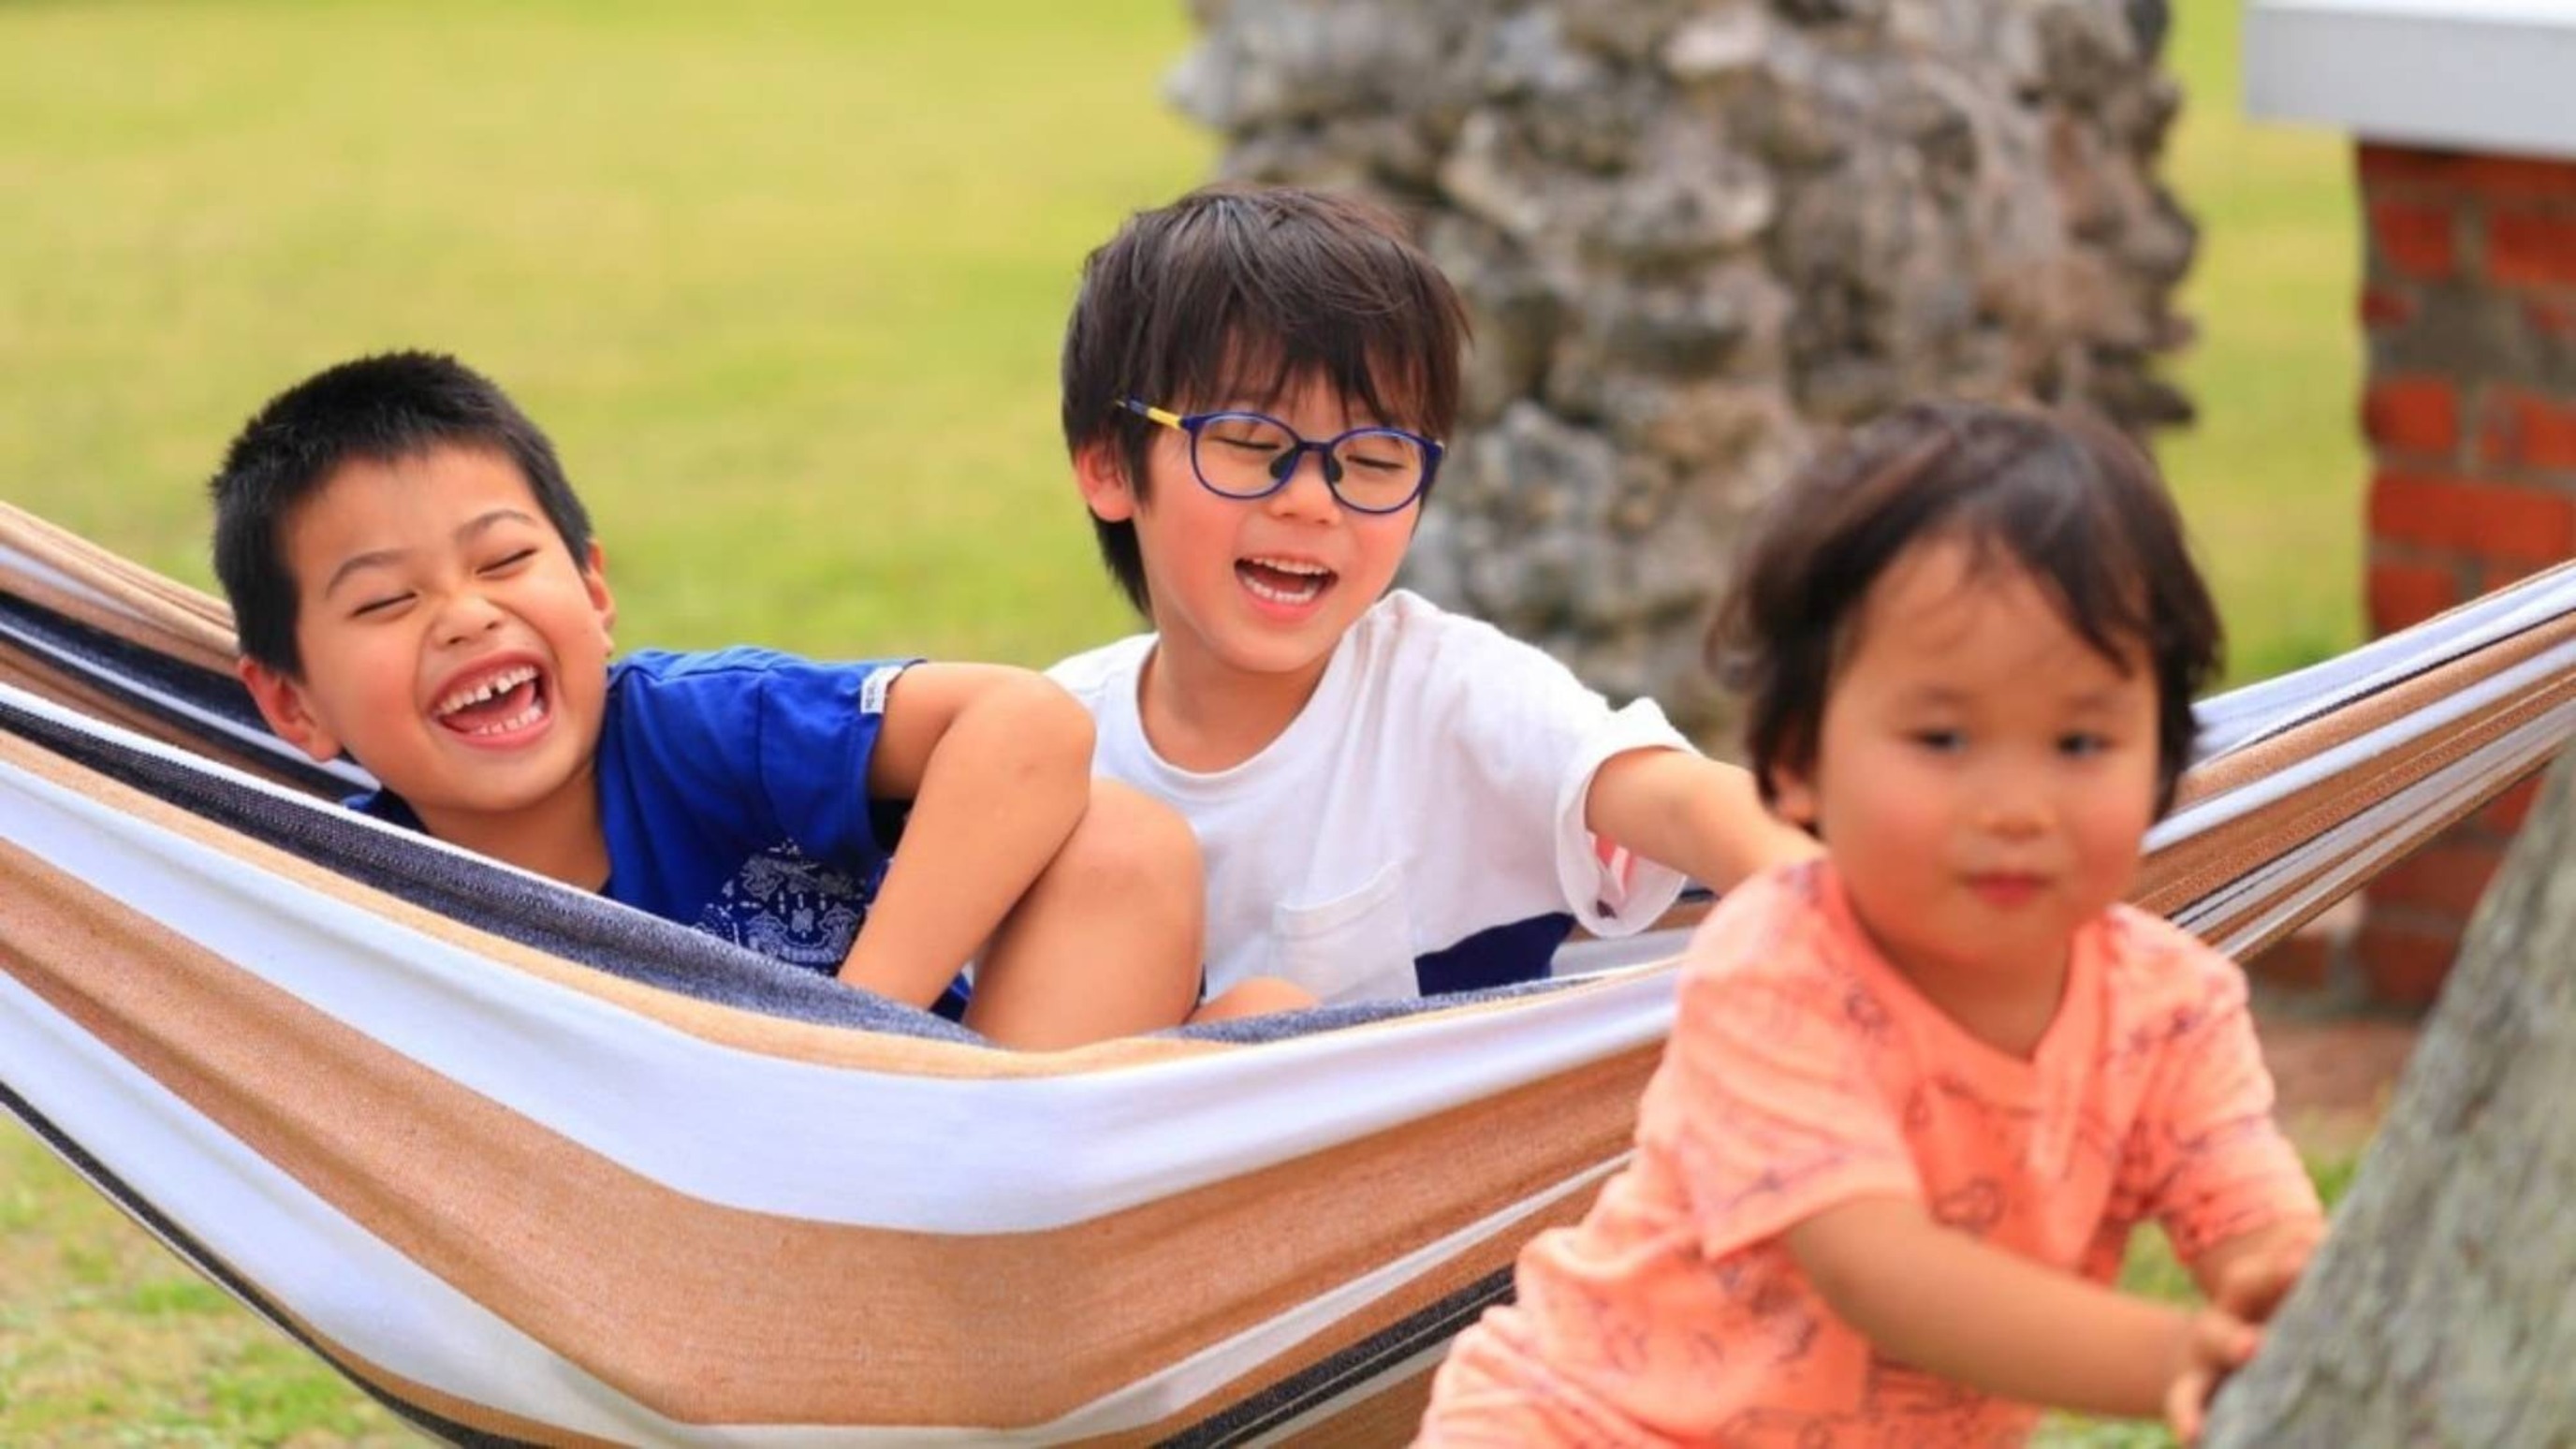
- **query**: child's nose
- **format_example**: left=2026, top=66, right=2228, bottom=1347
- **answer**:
left=435, top=592, right=507, bottom=645
left=1263, top=449, right=1341, bottom=522
left=1976, top=781, right=2051, bottom=839
left=1982, top=798, right=2049, bottom=839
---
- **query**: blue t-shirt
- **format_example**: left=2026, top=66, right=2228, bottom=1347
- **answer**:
left=352, top=647, right=930, bottom=989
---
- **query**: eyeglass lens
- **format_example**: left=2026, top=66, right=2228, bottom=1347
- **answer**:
left=1193, top=414, right=1427, bottom=511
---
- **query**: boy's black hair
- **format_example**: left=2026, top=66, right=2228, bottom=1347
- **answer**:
left=1061, top=183, right=1471, bottom=613
left=209, top=351, right=593, bottom=678
left=1709, top=401, right=2222, bottom=818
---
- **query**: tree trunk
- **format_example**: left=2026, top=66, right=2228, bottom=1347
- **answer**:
left=2203, top=752, right=2576, bottom=1448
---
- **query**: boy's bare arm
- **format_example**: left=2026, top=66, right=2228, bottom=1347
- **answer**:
left=836, top=664, right=1094, bottom=1006
left=1787, top=1196, right=2191, bottom=1422
left=1584, top=748, right=1820, bottom=894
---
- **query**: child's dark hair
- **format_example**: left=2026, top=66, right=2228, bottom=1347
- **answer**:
left=1710, top=401, right=2221, bottom=817
left=210, top=351, right=593, bottom=678
left=1061, top=183, right=1470, bottom=613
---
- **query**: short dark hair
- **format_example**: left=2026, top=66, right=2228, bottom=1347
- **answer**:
left=1709, top=401, right=2221, bottom=818
left=1061, top=183, right=1471, bottom=613
left=210, top=351, right=593, bottom=677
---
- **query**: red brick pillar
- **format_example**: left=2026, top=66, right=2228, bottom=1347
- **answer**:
left=2354, top=141, right=2576, bottom=1008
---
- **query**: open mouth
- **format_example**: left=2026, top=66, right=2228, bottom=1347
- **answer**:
left=1237, top=555, right=1337, bottom=607
left=432, top=662, right=551, bottom=738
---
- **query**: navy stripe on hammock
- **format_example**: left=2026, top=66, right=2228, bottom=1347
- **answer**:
left=1158, top=1266, right=1517, bottom=1447
left=0, top=591, right=357, bottom=798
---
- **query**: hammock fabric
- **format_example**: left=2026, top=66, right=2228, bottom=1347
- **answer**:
left=0, top=500, right=2569, bottom=1447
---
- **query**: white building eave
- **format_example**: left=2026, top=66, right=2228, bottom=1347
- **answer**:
left=2247, top=0, right=2576, bottom=160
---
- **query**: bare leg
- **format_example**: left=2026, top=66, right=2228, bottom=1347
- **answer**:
left=1189, top=976, right=1316, bottom=1024
left=964, top=780, right=1205, bottom=1049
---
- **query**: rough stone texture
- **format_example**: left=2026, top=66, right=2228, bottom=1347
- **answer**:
left=1175, top=0, right=2194, bottom=737
left=2203, top=751, right=2576, bottom=1447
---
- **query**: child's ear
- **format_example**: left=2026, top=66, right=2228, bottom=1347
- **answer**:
left=236, top=658, right=343, bottom=763
left=1766, top=758, right=1820, bottom=830
left=1074, top=441, right=1137, bottom=523
left=580, top=540, right=617, bottom=643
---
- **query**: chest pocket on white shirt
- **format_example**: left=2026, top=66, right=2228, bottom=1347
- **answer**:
left=1271, top=861, right=1416, bottom=1005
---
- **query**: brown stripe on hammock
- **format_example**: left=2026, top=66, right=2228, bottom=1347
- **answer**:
left=0, top=820, right=1653, bottom=1430
left=0, top=505, right=238, bottom=675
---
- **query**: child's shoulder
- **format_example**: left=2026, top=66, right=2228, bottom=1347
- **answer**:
left=615, top=646, right=803, bottom=685
left=1671, top=862, right=1889, bottom=1063
left=1369, top=588, right=1547, bottom=655
left=1044, top=629, right=1156, bottom=706
left=2091, top=901, right=2252, bottom=1014
left=610, top=647, right=912, bottom=717
left=1356, top=590, right=1596, bottom=699
left=1680, top=860, right=1849, bottom=992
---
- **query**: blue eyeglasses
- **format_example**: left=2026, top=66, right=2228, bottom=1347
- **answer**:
left=1120, top=400, right=1443, bottom=515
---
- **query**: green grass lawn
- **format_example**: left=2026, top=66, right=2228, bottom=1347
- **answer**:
left=0, top=0, right=2364, bottom=1441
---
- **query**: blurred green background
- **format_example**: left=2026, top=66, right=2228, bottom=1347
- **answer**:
left=0, top=0, right=2362, bottom=1442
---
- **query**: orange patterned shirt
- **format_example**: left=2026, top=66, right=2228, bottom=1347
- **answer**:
left=1420, top=861, right=2321, bottom=1447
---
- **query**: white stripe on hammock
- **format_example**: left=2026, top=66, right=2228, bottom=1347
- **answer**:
left=2152, top=633, right=2576, bottom=850
left=2192, top=562, right=2576, bottom=759
left=2180, top=699, right=2576, bottom=956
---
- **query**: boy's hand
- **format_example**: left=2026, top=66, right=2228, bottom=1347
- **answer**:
left=2164, top=1227, right=2320, bottom=1442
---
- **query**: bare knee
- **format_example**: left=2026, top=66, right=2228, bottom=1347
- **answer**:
left=1055, top=780, right=1203, bottom=922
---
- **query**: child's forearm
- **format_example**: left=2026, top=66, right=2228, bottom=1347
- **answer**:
left=2186, top=1217, right=2324, bottom=1305
left=1790, top=1197, right=2187, bottom=1419
left=838, top=678, right=1092, bottom=1005
left=1585, top=749, right=1819, bottom=893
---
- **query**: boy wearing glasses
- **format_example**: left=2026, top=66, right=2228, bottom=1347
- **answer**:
left=1050, top=184, right=1816, bottom=1006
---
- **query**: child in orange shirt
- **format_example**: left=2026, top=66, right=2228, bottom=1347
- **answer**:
left=1417, top=402, right=2328, bottom=1446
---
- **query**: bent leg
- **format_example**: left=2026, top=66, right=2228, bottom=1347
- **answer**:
left=965, top=780, right=1204, bottom=1049
left=1189, top=975, right=1316, bottom=1025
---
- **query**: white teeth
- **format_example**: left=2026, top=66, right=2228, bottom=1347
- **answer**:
left=433, top=665, right=538, bottom=719
left=1239, top=557, right=1332, bottom=606
left=1242, top=572, right=1325, bottom=605
left=461, top=695, right=549, bottom=736
left=1245, top=556, right=1330, bottom=577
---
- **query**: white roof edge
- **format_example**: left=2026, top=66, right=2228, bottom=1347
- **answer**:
left=2247, top=0, right=2576, bottom=160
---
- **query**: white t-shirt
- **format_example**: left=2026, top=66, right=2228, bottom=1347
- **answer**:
left=1046, top=590, right=1692, bottom=1004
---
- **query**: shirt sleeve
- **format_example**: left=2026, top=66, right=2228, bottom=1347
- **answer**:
left=2130, top=952, right=2325, bottom=1263
left=749, top=656, right=919, bottom=868
left=1413, top=602, right=1693, bottom=936
left=1645, top=890, right=1925, bottom=1259
left=1551, top=697, right=1694, bottom=937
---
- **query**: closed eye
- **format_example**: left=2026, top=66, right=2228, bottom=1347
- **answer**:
left=350, top=593, right=414, bottom=619
left=478, top=547, right=539, bottom=576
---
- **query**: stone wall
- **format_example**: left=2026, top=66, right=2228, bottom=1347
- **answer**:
left=1174, top=0, right=2195, bottom=738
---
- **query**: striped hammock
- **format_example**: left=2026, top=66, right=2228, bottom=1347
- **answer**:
left=2, top=498, right=2569, bottom=1447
